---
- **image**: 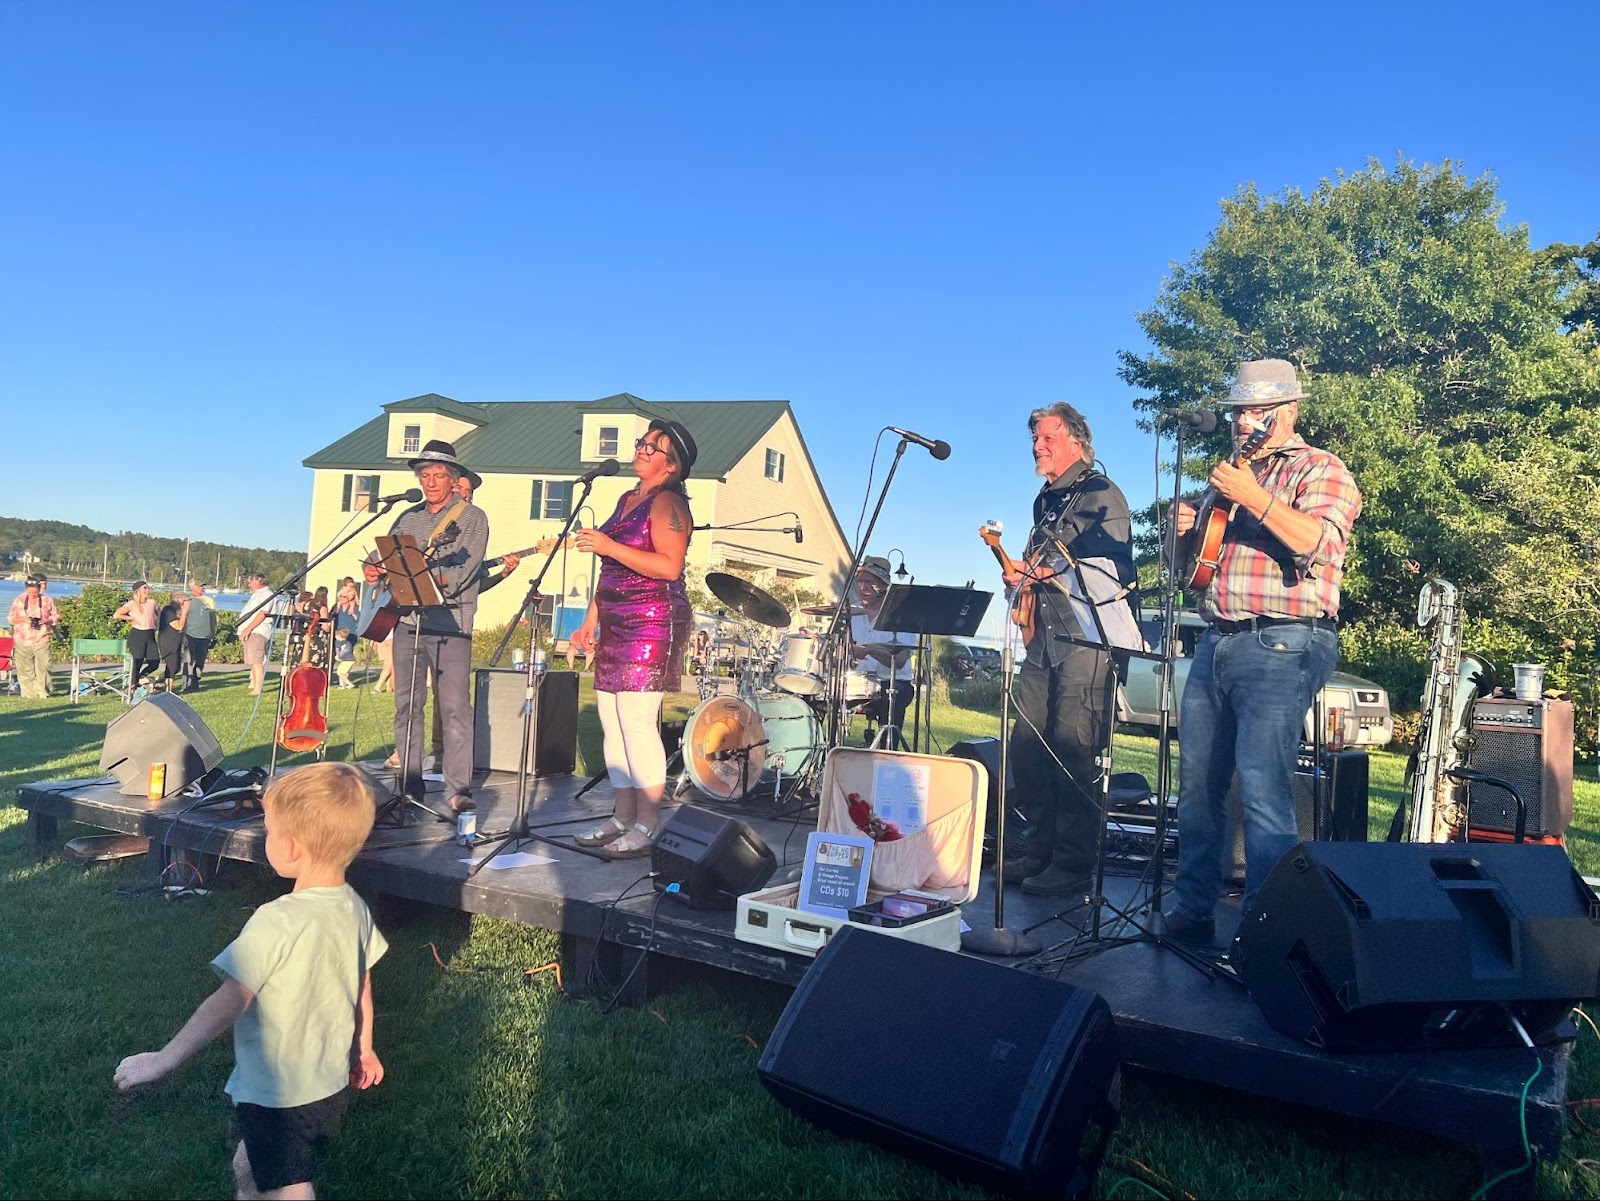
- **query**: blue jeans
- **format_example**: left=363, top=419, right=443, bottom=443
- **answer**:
left=1173, top=624, right=1338, bottom=917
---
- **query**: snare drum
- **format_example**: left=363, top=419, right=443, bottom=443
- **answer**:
left=682, top=692, right=821, bottom=800
left=773, top=633, right=826, bottom=696
left=843, top=669, right=877, bottom=704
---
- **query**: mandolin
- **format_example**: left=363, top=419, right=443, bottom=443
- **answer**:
left=358, top=536, right=582, bottom=643
left=1180, top=424, right=1272, bottom=591
left=278, top=609, right=329, bottom=752
left=979, top=520, right=1038, bottom=647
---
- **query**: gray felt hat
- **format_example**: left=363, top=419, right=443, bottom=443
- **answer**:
left=1223, top=359, right=1306, bottom=406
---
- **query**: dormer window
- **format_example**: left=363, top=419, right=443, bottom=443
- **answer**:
left=597, top=426, right=620, bottom=457
left=402, top=424, right=421, bottom=454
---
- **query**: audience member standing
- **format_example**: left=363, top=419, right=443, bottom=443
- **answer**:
left=182, top=579, right=216, bottom=690
left=113, top=582, right=161, bottom=690
left=238, top=572, right=279, bottom=696
left=155, top=592, right=190, bottom=691
left=7, top=576, right=58, bottom=698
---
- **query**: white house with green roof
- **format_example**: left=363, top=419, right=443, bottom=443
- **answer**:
left=302, top=392, right=852, bottom=634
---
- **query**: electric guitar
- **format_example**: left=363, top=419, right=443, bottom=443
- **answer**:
left=358, top=536, right=583, bottom=643
left=1180, top=424, right=1272, bottom=591
left=979, top=520, right=1039, bottom=647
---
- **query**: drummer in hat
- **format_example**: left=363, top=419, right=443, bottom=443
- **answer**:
left=385, top=439, right=490, bottom=816
left=849, top=556, right=915, bottom=745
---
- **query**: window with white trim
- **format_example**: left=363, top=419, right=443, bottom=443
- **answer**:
left=530, top=479, right=574, bottom=521
left=342, top=474, right=380, bottom=513
left=401, top=424, right=421, bottom=454
left=597, top=426, right=619, bottom=457
left=764, top=448, right=786, bottom=482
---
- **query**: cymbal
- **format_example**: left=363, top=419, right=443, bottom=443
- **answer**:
left=854, top=641, right=916, bottom=665
left=800, top=603, right=865, bottom=617
left=705, top=571, right=791, bottom=628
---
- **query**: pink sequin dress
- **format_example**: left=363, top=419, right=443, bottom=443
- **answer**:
left=593, top=489, right=692, bottom=693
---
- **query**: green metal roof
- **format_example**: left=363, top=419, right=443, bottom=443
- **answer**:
left=381, top=393, right=488, bottom=424
left=303, top=396, right=793, bottom=479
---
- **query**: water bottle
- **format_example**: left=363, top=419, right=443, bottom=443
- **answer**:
left=512, top=647, right=526, bottom=669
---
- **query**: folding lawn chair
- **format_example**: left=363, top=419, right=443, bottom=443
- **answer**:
left=70, top=637, right=133, bottom=703
left=0, top=633, right=14, bottom=694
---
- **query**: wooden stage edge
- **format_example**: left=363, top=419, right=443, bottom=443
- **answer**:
left=18, top=766, right=1572, bottom=1179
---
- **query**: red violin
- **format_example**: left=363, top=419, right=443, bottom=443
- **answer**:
left=278, top=609, right=329, bottom=752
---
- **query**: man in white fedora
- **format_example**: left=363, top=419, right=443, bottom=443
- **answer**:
left=1166, top=358, right=1363, bottom=946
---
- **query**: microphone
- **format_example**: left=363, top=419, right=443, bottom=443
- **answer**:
left=1165, top=411, right=1218, bottom=433
left=793, top=521, right=804, bottom=544
left=577, top=459, right=621, bottom=485
left=380, top=488, right=425, bottom=504
left=888, top=427, right=952, bottom=460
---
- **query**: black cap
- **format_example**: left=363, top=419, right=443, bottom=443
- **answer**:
left=647, top=418, right=698, bottom=475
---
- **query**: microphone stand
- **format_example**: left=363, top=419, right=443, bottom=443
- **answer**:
left=470, top=475, right=602, bottom=875
left=823, top=438, right=917, bottom=750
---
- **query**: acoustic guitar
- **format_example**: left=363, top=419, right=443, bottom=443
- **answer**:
left=1180, top=424, right=1272, bottom=591
left=358, top=536, right=582, bottom=643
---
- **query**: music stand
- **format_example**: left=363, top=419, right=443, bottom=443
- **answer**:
left=872, top=583, right=993, bottom=752
left=373, top=534, right=449, bottom=827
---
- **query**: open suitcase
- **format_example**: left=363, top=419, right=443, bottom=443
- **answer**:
left=735, top=746, right=987, bottom=957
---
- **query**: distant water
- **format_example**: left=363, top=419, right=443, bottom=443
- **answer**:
left=0, top=579, right=251, bottom=616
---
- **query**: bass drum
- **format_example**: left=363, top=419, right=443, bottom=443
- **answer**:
left=683, top=692, right=822, bottom=800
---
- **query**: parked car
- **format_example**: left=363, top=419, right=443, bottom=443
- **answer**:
left=948, top=641, right=1003, bottom=680
left=1117, top=612, right=1394, bottom=747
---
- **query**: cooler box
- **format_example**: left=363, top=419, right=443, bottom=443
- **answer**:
left=736, top=747, right=987, bottom=958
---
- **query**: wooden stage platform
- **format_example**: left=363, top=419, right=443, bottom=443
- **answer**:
left=19, top=764, right=1573, bottom=1182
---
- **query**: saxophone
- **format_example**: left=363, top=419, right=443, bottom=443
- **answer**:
left=1407, top=579, right=1488, bottom=843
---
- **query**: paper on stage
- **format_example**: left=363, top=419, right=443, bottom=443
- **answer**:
left=459, top=850, right=557, bottom=870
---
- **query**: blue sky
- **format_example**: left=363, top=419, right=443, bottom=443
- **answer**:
left=3, top=3, right=1594, bottom=633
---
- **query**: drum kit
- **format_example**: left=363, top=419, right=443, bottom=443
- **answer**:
left=675, top=572, right=908, bottom=808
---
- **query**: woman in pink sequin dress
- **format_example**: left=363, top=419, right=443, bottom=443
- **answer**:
left=570, top=418, right=697, bottom=858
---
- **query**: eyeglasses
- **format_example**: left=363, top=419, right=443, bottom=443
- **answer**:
left=1232, top=403, right=1288, bottom=421
left=634, top=436, right=666, bottom=458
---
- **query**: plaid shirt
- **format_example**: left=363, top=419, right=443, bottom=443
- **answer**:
left=1198, top=436, right=1362, bottom=622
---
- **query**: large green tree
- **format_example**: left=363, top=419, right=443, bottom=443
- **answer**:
left=1118, top=159, right=1600, bottom=717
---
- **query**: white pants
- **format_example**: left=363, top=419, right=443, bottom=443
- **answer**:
left=595, top=689, right=667, bottom=789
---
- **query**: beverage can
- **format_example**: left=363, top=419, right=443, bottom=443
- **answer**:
left=147, top=762, right=167, bottom=800
left=456, top=811, right=477, bottom=845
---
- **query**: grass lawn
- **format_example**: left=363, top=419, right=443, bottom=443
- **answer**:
left=3, top=671, right=1599, bottom=1199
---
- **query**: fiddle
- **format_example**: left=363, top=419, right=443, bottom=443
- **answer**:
left=278, top=608, right=329, bottom=752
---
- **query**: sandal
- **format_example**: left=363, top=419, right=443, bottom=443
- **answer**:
left=574, top=816, right=628, bottom=848
left=603, top=823, right=657, bottom=860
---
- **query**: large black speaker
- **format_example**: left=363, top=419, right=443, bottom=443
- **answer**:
left=1468, top=698, right=1574, bottom=838
left=651, top=805, right=776, bottom=909
left=472, top=668, right=578, bottom=777
left=759, top=926, right=1121, bottom=1199
left=1225, top=748, right=1369, bottom=882
left=99, top=692, right=224, bottom=798
left=1238, top=841, right=1600, bottom=1051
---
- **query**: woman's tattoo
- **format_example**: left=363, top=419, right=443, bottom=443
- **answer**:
left=667, top=510, right=686, bottom=533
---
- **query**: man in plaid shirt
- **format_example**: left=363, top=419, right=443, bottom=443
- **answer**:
left=1163, top=359, right=1362, bottom=946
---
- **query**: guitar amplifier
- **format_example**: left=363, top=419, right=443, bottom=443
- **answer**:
left=1467, top=697, right=1574, bottom=838
left=1225, top=748, right=1368, bottom=883
left=473, top=668, right=578, bottom=777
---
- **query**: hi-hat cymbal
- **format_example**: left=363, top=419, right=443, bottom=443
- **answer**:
left=800, top=602, right=865, bottom=617
left=705, top=571, right=791, bottom=628
left=854, top=640, right=916, bottom=665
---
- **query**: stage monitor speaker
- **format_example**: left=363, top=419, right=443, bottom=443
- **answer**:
left=99, top=692, right=224, bottom=798
left=473, top=668, right=578, bottom=778
left=1238, top=841, right=1600, bottom=1051
left=948, top=737, right=1015, bottom=835
left=651, top=805, right=776, bottom=909
left=759, top=925, right=1120, bottom=1199
left=1468, top=697, right=1574, bottom=838
left=1225, top=747, right=1369, bottom=883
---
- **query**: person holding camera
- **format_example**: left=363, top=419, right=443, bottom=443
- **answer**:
left=7, top=576, right=58, bottom=698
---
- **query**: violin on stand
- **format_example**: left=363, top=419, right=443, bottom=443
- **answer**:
left=278, top=610, right=329, bottom=752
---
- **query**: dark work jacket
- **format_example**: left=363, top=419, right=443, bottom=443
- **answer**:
left=1023, top=459, right=1137, bottom=669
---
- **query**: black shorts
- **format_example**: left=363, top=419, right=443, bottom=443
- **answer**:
left=236, top=1090, right=350, bottom=1192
